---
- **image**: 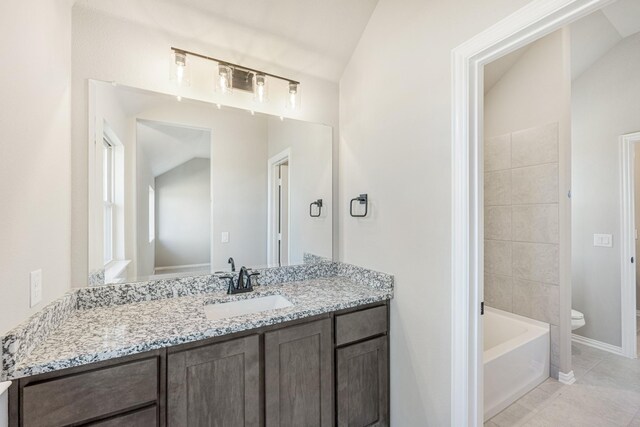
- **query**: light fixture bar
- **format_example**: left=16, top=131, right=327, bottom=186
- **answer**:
left=171, top=47, right=300, bottom=85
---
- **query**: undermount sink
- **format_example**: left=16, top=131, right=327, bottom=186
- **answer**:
left=204, top=295, right=293, bottom=321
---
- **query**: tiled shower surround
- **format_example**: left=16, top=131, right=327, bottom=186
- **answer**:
left=484, top=122, right=561, bottom=375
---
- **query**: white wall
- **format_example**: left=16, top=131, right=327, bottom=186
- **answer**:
left=155, top=158, right=211, bottom=268
left=339, top=0, right=532, bottom=424
left=0, top=0, right=73, bottom=334
left=71, top=6, right=339, bottom=285
left=484, top=31, right=570, bottom=139
left=572, top=33, right=640, bottom=346
left=267, top=118, right=333, bottom=264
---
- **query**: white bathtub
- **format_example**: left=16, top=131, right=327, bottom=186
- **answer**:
left=484, top=307, right=550, bottom=421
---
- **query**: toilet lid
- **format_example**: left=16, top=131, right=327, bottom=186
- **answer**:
left=571, top=309, right=584, bottom=320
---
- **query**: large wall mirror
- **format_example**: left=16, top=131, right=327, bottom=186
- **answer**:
left=88, top=80, right=332, bottom=285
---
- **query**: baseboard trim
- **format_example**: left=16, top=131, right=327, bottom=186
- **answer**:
left=558, top=370, right=575, bottom=385
left=572, top=333, right=624, bottom=356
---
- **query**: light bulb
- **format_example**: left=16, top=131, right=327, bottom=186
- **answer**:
left=216, top=103, right=222, bottom=109
left=217, top=64, right=233, bottom=93
left=286, top=82, right=300, bottom=110
left=171, top=51, right=190, bottom=87
left=254, top=73, right=268, bottom=103
left=176, top=95, right=182, bottom=102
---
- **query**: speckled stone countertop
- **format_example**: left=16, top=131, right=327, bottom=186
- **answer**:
left=2, top=262, right=393, bottom=380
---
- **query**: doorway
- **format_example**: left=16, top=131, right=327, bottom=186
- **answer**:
left=268, top=149, right=291, bottom=266
left=451, top=0, right=619, bottom=425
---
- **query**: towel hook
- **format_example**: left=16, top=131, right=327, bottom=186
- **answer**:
left=309, top=199, right=323, bottom=217
left=350, top=194, right=368, bottom=217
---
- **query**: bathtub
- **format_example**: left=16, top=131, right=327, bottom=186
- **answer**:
left=484, top=307, right=550, bottom=421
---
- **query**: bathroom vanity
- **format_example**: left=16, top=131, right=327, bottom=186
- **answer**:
left=0, top=77, right=394, bottom=426
left=3, top=263, right=392, bottom=426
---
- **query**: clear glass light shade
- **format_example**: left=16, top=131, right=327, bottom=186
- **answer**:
left=170, top=51, right=190, bottom=87
left=286, top=82, right=300, bottom=110
left=217, top=64, right=233, bottom=93
left=254, top=73, right=268, bottom=103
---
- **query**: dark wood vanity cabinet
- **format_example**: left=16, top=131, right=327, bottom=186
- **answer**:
left=10, top=302, right=389, bottom=427
left=167, top=335, right=260, bottom=427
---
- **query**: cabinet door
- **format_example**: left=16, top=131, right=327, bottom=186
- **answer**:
left=167, top=335, right=260, bottom=427
left=336, top=336, right=389, bottom=427
left=265, top=318, right=332, bottom=427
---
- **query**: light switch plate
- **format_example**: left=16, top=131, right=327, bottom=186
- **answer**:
left=593, top=234, right=613, bottom=248
left=221, top=232, right=229, bottom=243
left=30, top=269, right=42, bottom=307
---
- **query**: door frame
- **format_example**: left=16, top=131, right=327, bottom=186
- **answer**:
left=267, top=148, right=292, bottom=266
left=620, top=131, right=640, bottom=359
left=451, top=0, right=617, bottom=425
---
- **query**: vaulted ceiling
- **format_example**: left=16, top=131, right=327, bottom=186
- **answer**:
left=73, top=0, right=379, bottom=82
left=485, top=0, right=640, bottom=92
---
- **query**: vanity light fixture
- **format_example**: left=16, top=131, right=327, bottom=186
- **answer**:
left=170, top=47, right=300, bottom=108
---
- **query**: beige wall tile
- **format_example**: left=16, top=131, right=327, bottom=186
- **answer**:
left=513, top=278, right=559, bottom=325
left=513, top=242, right=559, bottom=284
left=512, top=163, right=558, bottom=205
left=485, top=239, right=512, bottom=276
left=485, top=273, right=513, bottom=312
left=486, top=206, right=512, bottom=240
left=485, top=133, right=511, bottom=172
left=485, top=170, right=511, bottom=206
left=512, top=204, right=559, bottom=243
left=512, top=122, right=558, bottom=168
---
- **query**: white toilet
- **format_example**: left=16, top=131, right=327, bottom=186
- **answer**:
left=571, top=309, right=586, bottom=330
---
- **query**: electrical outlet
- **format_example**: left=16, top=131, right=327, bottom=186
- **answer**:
left=30, top=269, right=42, bottom=307
left=221, top=232, right=229, bottom=243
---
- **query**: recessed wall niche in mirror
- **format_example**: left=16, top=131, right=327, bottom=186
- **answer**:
left=88, top=80, right=332, bottom=285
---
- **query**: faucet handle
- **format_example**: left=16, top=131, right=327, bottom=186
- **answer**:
left=246, top=271, right=260, bottom=289
left=219, top=274, right=235, bottom=294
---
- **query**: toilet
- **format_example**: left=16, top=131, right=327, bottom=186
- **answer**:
left=571, top=309, right=586, bottom=330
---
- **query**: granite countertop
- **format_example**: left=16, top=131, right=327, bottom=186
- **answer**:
left=5, top=264, right=393, bottom=380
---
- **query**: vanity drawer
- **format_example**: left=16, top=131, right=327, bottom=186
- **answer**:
left=22, top=358, right=159, bottom=427
left=335, top=305, right=388, bottom=346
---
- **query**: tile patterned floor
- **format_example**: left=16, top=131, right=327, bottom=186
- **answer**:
left=485, top=341, right=640, bottom=427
